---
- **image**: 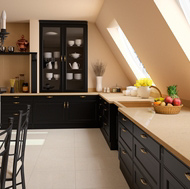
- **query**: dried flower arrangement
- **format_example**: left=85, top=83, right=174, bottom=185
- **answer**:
left=92, top=60, right=106, bottom=76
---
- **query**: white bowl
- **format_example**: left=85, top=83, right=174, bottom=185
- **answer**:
left=54, top=74, right=60, bottom=80
left=46, top=73, right=53, bottom=80
left=123, top=90, right=131, bottom=96
left=131, top=89, right=137, bottom=96
left=126, top=86, right=137, bottom=91
left=74, top=73, right=82, bottom=80
left=44, top=52, right=52, bottom=59
left=68, top=40, right=74, bottom=46
left=75, top=39, right=82, bottom=46
left=53, top=51, right=60, bottom=59
left=66, top=73, right=73, bottom=80
left=70, top=53, right=80, bottom=59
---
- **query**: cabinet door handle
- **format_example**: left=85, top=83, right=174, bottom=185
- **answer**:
left=104, top=109, right=107, bottom=112
left=67, top=102, right=69, bottom=108
left=80, top=96, right=86, bottom=98
left=104, top=123, right=107, bottom=126
left=47, top=96, right=53, bottom=99
left=122, top=118, right=127, bottom=121
left=13, top=113, right=19, bottom=116
left=122, top=150, right=127, bottom=155
left=185, top=173, right=190, bottom=181
left=13, top=96, right=19, bottom=99
left=13, top=102, right=20, bottom=104
left=140, top=178, right=148, bottom=185
left=104, top=101, right=107, bottom=105
left=122, top=128, right=127, bottom=132
left=140, top=148, right=148, bottom=154
left=64, top=102, right=66, bottom=108
left=140, top=134, right=147, bottom=139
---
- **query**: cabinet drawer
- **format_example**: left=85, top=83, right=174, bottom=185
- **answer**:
left=2, top=96, right=32, bottom=104
left=163, top=168, right=185, bottom=189
left=118, top=122, right=132, bottom=156
left=118, top=112, right=132, bottom=133
left=134, top=164, right=158, bottom=189
left=134, top=138, right=160, bottom=184
left=119, top=140, right=133, bottom=166
left=164, top=149, right=190, bottom=189
left=33, top=96, right=64, bottom=102
left=134, top=125, right=160, bottom=159
left=120, top=153, right=133, bottom=187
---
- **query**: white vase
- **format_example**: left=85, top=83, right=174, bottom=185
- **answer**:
left=54, top=61, right=58, bottom=69
left=96, top=76, right=103, bottom=92
left=140, top=86, right=150, bottom=99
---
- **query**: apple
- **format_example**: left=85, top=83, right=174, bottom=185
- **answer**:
left=173, top=98, right=181, bottom=106
left=164, top=96, right=173, bottom=104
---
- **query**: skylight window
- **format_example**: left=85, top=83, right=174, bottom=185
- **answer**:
left=178, top=0, right=190, bottom=25
left=107, top=25, right=152, bottom=80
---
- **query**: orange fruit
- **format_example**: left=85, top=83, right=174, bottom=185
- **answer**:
left=154, top=101, right=161, bottom=106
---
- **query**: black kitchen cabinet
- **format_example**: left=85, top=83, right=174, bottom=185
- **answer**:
left=32, top=95, right=98, bottom=129
left=40, top=20, right=88, bottom=92
left=32, top=96, right=65, bottom=128
left=1, top=96, right=33, bottom=129
left=98, top=96, right=118, bottom=150
left=118, top=111, right=190, bottom=189
left=65, top=95, right=98, bottom=127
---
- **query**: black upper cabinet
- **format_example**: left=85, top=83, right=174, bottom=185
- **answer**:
left=40, top=20, right=88, bottom=92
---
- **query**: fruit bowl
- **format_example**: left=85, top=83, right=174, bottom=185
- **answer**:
left=153, top=104, right=183, bottom=114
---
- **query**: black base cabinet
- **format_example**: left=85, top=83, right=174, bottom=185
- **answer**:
left=98, top=96, right=118, bottom=150
left=118, top=111, right=190, bottom=189
left=1, top=95, right=98, bottom=129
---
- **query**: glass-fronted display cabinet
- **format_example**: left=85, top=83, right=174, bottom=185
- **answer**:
left=40, top=21, right=88, bottom=92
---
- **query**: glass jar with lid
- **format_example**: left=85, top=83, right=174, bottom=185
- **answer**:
left=19, top=74, right=25, bottom=92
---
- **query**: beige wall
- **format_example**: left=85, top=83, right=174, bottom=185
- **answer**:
left=96, top=0, right=190, bottom=101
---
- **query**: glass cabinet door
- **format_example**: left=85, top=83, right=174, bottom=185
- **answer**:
left=41, top=27, right=62, bottom=92
left=65, top=27, right=85, bottom=91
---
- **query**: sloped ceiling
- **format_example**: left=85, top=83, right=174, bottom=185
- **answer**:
left=96, top=0, right=190, bottom=101
left=0, top=0, right=104, bottom=22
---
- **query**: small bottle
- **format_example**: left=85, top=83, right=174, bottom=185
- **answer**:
left=22, top=83, right=29, bottom=93
left=107, top=87, right=110, bottom=93
left=104, top=87, right=107, bottom=93
left=19, top=74, right=25, bottom=92
left=14, top=77, right=19, bottom=93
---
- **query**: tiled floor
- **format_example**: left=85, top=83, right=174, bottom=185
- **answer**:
left=8, top=128, right=130, bottom=189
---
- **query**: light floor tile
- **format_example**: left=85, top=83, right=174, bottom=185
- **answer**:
left=21, top=129, right=129, bottom=189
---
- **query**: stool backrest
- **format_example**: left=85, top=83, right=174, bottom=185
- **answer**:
left=0, top=117, right=14, bottom=189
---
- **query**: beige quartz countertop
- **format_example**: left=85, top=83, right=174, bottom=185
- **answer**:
left=1, top=92, right=190, bottom=167
left=99, top=93, right=190, bottom=167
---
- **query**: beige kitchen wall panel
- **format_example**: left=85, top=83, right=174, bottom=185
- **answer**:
left=96, top=0, right=190, bottom=101
left=88, top=22, right=131, bottom=89
left=0, top=56, right=29, bottom=90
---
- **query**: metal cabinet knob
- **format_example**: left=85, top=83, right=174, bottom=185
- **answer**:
left=122, top=128, right=127, bottom=132
left=80, top=96, right=86, bottom=98
left=13, top=113, right=19, bottom=116
left=47, top=96, right=53, bottom=99
left=140, top=178, right=148, bottom=185
left=13, top=102, right=20, bottom=104
left=185, top=173, right=190, bottom=181
left=140, top=134, right=147, bottom=139
left=140, top=148, right=148, bottom=154
left=122, top=118, right=127, bottom=121
left=13, top=96, right=19, bottom=99
left=67, top=102, right=69, bottom=108
left=122, top=150, right=127, bottom=155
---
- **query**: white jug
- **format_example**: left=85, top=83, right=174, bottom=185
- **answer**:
left=54, top=61, right=58, bottom=69
left=46, top=62, right=52, bottom=69
left=69, top=62, right=80, bottom=69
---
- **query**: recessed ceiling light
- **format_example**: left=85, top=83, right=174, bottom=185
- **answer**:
left=46, top=32, right=58, bottom=35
